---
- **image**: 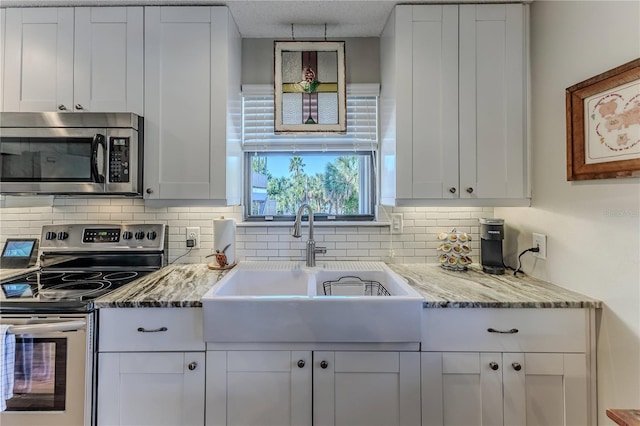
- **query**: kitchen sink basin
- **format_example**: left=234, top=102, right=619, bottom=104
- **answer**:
left=212, top=269, right=311, bottom=296
left=201, top=261, right=424, bottom=343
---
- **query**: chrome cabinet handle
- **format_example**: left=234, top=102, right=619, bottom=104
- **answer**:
left=449, top=187, right=457, bottom=194
left=146, top=188, right=154, bottom=194
left=188, top=362, right=197, bottom=371
left=512, top=362, right=522, bottom=371
left=58, top=104, right=67, bottom=111
left=320, top=360, right=329, bottom=369
left=489, top=362, right=499, bottom=371
left=466, top=187, right=474, bottom=194
left=297, top=360, right=305, bottom=368
left=75, top=104, right=84, bottom=110
left=137, top=326, right=168, bottom=333
left=487, top=328, right=519, bottom=334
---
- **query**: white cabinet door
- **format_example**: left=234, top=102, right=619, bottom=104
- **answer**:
left=381, top=4, right=529, bottom=206
left=0, top=9, right=6, bottom=112
left=98, top=351, right=205, bottom=426
left=2, top=7, right=142, bottom=114
left=459, top=4, right=527, bottom=199
left=73, top=7, right=143, bottom=114
left=314, top=351, right=421, bottom=426
left=503, top=353, right=588, bottom=426
left=144, top=6, right=242, bottom=202
left=3, top=8, right=74, bottom=112
left=423, top=352, right=589, bottom=426
left=206, top=350, right=312, bottom=426
left=400, top=5, right=459, bottom=200
left=422, top=352, right=503, bottom=426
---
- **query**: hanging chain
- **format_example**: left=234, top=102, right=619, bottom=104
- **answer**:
left=324, top=23, right=327, bottom=41
left=291, top=23, right=295, bottom=40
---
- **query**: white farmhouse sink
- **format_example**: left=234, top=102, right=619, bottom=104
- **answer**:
left=201, top=261, right=424, bottom=343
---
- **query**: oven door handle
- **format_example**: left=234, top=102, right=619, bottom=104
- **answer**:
left=6, top=320, right=86, bottom=334
left=91, top=133, right=106, bottom=184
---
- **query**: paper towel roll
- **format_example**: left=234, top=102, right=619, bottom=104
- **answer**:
left=213, top=217, right=236, bottom=266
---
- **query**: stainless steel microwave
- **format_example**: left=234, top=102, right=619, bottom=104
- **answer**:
left=0, top=112, right=143, bottom=196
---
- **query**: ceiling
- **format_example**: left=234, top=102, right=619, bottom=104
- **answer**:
left=0, top=0, right=498, bottom=37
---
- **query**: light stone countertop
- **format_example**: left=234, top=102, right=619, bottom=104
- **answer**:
left=93, top=262, right=602, bottom=309
left=388, top=263, right=602, bottom=309
left=93, top=264, right=228, bottom=308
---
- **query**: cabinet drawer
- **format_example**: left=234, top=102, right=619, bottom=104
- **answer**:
left=99, top=308, right=204, bottom=352
left=422, top=308, right=588, bottom=353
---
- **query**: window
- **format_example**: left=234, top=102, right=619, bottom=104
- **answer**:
left=243, top=84, right=379, bottom=222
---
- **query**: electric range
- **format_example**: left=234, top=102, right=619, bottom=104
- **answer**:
left=0, top=223, right=167, bottom=313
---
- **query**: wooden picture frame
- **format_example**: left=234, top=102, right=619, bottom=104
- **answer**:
left=566, top=58, right=640, bottom=180
left=274, top=41, right=346, bottom=133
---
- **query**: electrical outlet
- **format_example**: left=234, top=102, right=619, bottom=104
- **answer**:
left=532, top=233, right=546, bottom=259
left=390, top=213, right=403, bottom=234
left=186, top=227, right=200, bottom=249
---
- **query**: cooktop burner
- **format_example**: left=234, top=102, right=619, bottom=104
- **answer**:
left=1, top=269, right=150, bottom=302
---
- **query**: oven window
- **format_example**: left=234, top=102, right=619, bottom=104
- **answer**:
left=5, top=338, right=67, bottom=411
left=0, top=138, right=92, bottom=181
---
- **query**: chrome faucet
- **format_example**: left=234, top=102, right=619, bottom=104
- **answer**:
left=291, top=203, right=326, bottom=267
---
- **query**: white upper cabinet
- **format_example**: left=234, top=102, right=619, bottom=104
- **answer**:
left=380, top=4, right=530, bottom=207
left=143, top=6, right=242, bottom=204
left=2, top=7, right=143, bottom=114
left=73, top=7, right=143, bottom=114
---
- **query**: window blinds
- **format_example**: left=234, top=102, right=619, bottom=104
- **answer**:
left=242, top=84, right=379, bottom=152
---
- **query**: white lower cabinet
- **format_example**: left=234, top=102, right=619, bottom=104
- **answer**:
left=420, top=308, right=596, bottom=426
left=98, top=352, right=205, bottom=426
left=421, top=352, right=588, bottom=426
left=206, top=350, right=421, bottom=426
left=97, top=308, right=206, bottom=426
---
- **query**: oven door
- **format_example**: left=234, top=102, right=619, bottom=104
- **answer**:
left=0, top=315, right=92, bottom=426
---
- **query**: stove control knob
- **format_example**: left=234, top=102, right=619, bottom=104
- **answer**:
left=57, top=231, right=69, bottom=240
left=134, top=231, right=145, bottom=240
left=147, top=231, right=157, bottom=241
left=45, top=231, right=57, bottom=240
left=122, top=231, right=133, bottom=240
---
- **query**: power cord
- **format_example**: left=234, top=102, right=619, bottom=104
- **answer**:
left=170, top=247, right=193, bottom=265
left=513, top=246, right=540, bottom=276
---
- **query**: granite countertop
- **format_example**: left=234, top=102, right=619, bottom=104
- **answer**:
left=93, top=264, right=228, bottom=308
left=388, top=263, right=602, bottom=309
left=93, top=262, right=602, bottom=309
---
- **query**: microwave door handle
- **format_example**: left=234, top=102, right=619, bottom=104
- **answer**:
left=6, top=320, right=86, bottom=334
left=91, top=133, right=106, bottom=183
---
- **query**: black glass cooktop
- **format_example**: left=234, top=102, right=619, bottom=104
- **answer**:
left=1, top=269, right=150, bottom=305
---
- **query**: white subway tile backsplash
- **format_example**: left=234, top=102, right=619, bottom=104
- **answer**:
left=0, top=201, right=492, bottom=265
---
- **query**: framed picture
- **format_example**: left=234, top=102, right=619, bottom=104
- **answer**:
left=274, top=41, right=346, bottom=133
left=566, top=58, right=640, bottom=180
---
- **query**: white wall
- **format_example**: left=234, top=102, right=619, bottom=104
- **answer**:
left=496, top=1, right=640, bottom=422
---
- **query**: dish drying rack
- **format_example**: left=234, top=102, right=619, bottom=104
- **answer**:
left=322, top=276, right=391, bottom=296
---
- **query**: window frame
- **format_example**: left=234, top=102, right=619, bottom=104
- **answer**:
left=243, top=151, right=376, bottom=222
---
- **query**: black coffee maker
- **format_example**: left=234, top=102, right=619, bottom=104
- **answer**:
left=479, top=218, right=505, bottom=275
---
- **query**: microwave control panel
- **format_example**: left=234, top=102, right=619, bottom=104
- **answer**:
left=109, top=137, right=130, bottom=183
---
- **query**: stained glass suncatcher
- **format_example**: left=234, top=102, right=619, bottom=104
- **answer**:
left=274, top=41, right=346, bottom=133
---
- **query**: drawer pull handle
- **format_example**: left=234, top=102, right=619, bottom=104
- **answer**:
left=489, top=362, right=499, bottom=371
left=137, top=326, right=168, bottom=333
left=512, top=362, right=522, bottom=371
left=188, top=362, right=198, bottom=371
left=487, top=328, right=519, bottom=334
